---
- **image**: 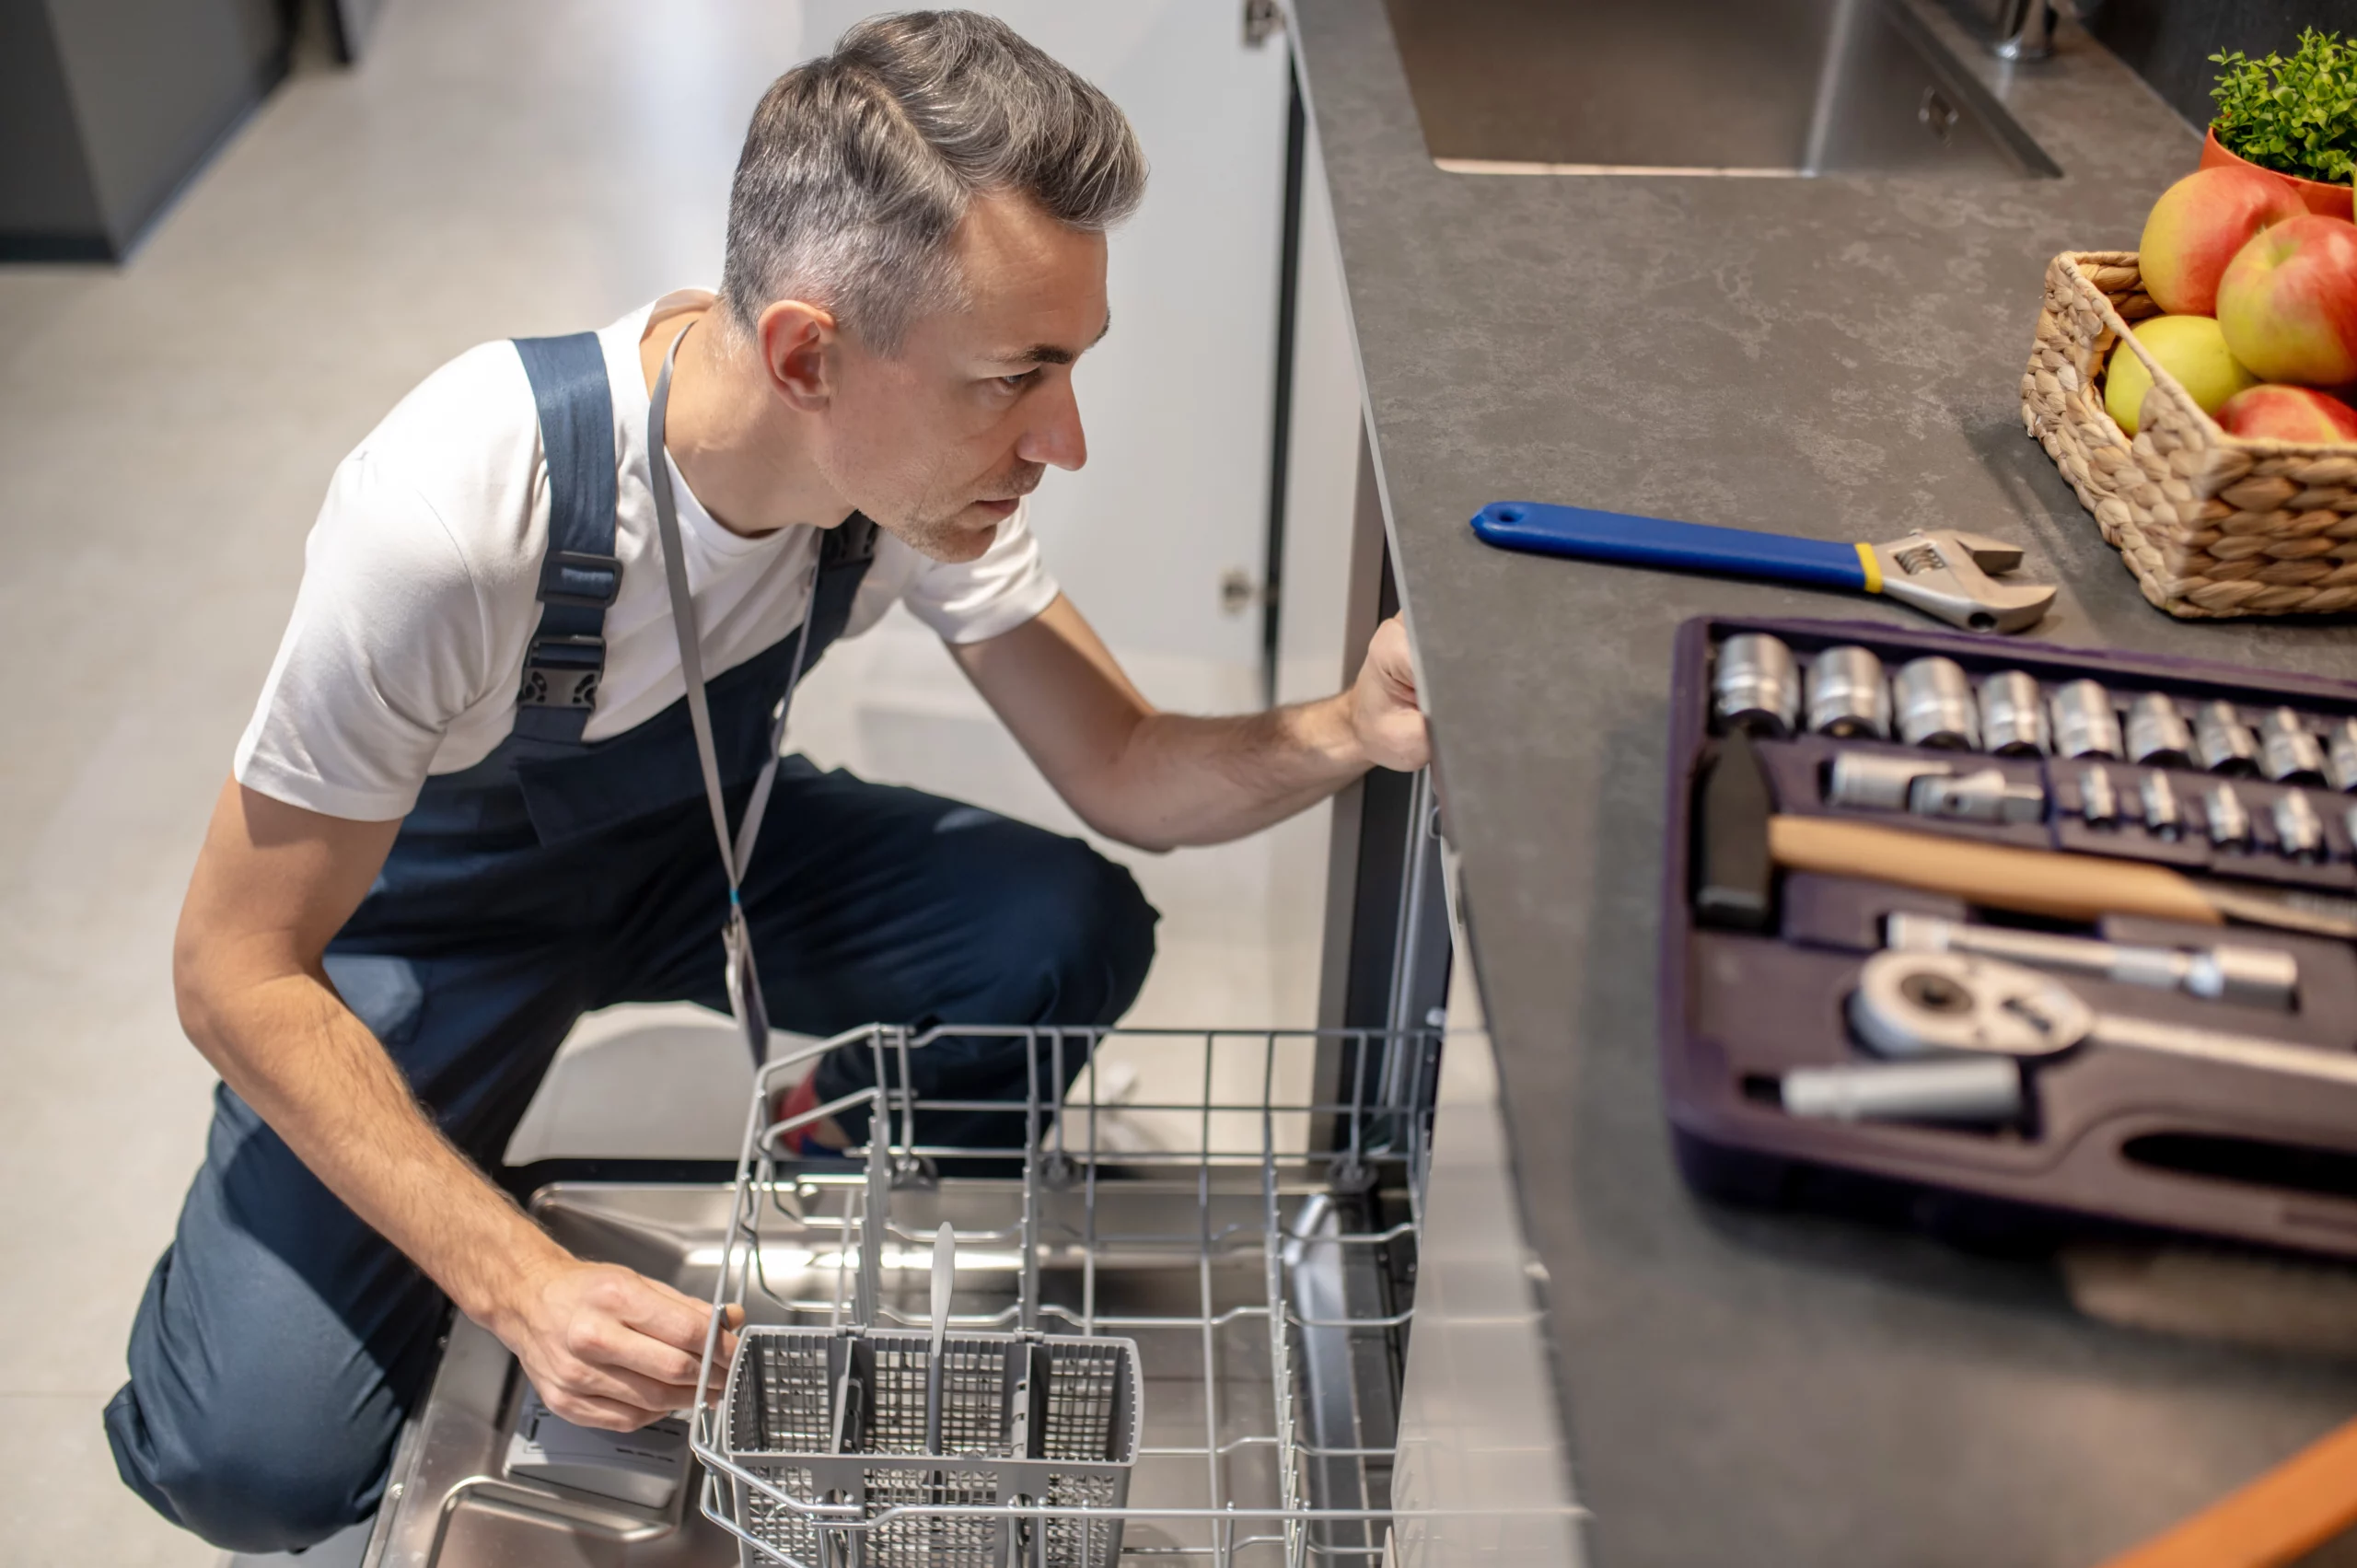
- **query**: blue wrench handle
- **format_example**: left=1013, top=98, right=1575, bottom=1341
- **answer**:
left=1469, top=502, right=1868, bottom=592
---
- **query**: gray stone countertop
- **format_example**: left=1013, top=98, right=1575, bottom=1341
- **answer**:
left=1288, top=3, right=2357, bottom=1564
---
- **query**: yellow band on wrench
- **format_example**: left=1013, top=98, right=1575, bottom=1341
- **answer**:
left=1854, top=541, right=1883, bottom=595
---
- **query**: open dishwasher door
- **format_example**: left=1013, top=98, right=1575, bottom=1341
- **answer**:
left=1388, top=958, right=1591, bottom=1568
left=362, top=1019, right=1461, bottom=1568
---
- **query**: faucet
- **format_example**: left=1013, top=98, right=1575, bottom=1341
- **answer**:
left=1990, top=0, right=2073, bottom=61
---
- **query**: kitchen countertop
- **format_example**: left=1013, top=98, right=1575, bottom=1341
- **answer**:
left=1287, top=3, right=2357, bottom=1564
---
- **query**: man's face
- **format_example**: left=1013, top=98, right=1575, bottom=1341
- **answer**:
left=808, top=192, right=1109, bottom=563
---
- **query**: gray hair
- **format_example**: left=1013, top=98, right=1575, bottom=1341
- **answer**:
left=720, top=11, right=1147, bottom=353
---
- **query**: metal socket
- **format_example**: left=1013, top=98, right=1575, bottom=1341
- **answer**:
left=2048, top=679, right=2122, bottom=760
left=1910, top=768, right=2046, bottom=824
left=2195, top=700, right=2260, bottom=775
left=1713, top=633, right=1800, bottom=738
left=2125, top=692, right=2193, bottom=768
left=2329, top=718, right=2357, bottom=793
left=1826, top=750, right=1925, bottom=812
left=2259, top=708, right=2328, bottom=785
left=2207, top=783, right=2252, bottom=849
left=2141, top=772, right=2181, bottom=839
left=1893, top=656, right=1979, bottom=749
left=2078, top=763, right=2120, bottom=828
left=2275, top=792, right=2326, bottom=861
left=1805, top=645, right=1890, bottom=738
left=1977, top=669, right=2048, bottom=755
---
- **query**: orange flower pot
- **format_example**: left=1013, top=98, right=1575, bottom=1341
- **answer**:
left=2199, top=125, right=2354, bottom=220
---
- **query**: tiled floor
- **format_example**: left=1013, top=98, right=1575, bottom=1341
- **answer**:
left=0, top=3, right=1326, bottom=1562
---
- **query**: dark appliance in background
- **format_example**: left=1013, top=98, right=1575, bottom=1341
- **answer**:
left=2, top=0, right=382, bottom=263
left=2084, top=0, right=2351, bottom=132
left=1951, top=0, right=2351, bottom=132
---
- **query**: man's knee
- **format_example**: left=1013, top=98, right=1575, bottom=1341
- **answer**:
left=107, top=1159, right=426, bottom=1556
left=105, top=1369, right=395, bottom=1553
left=1002, top=837, right=1157, bottom=1026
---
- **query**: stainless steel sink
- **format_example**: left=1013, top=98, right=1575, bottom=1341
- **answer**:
left=1384, top=0, right=2060, bottom=178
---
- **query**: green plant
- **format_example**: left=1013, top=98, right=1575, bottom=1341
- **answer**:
left=2210, top=29, right=2357, bottom=186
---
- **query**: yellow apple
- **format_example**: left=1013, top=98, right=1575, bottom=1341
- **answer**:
left=2104, top=315, right=2257, bottom=436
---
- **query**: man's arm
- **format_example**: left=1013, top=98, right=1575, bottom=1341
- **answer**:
left=173, top=779, right=735, bottom=1430
left=951, top=595, right=1430, bottom=852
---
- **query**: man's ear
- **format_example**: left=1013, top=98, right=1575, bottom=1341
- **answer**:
left=756, top=299, right=839, bottom=412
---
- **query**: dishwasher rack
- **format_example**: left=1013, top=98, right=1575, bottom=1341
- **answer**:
left=692, top=1022, right=1441, bottom=1568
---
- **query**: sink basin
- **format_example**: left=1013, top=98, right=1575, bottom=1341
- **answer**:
left=1384, top=0, right=2060, bottom=179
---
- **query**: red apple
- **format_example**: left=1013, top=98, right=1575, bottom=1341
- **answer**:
left=2216, top=215, right=2357, bottom=387
left=2140, top=166, right=2305, bottom=315
left=2215, top=383, right=2357, bottom=443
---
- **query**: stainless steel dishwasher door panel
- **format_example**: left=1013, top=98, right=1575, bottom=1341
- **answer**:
left=362, top=1177, right=1385, bottom=1568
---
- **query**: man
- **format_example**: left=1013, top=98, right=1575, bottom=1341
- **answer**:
left=107, top=10, right=1428, bottom=1553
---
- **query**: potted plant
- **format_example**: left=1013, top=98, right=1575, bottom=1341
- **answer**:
left=2200, top=29, right=2357, bottom=219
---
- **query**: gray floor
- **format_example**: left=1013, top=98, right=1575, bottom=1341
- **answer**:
left=0, top=4, right=1325, bottom=1562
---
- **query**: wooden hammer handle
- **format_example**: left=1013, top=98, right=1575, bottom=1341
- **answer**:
left=1768, top=815, right=2223, bottom=927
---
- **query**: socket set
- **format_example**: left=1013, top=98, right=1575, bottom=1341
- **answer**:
left=1661, top=615, right=2357, bottom=1260
left=1711, top=627, right=2357, bottom=886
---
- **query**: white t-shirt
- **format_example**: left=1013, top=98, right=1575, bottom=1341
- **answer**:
left=234, top=291, right=1058, bottom=821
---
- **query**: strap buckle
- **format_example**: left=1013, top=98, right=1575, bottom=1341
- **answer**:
left=517, top=633, right=605, bottom=709
left=822, top=515, right=879, bottom=568
left=538, top=549, right=621, bottom=609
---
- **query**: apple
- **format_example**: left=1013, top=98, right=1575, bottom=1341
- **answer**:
left=2104, top=314, right=2258, bottom=436
left=2139, top=166, right=2305, bottom=315
left=2215, top=383, right=2357, bottom=443
left=2215, top=215, right=2357, bottom=387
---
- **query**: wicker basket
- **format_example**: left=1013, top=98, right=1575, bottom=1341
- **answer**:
left=2020, top=250, right=2357, bottom=618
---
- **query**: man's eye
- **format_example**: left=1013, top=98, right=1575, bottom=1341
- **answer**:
left=993, top=370, right=1037, bottom=392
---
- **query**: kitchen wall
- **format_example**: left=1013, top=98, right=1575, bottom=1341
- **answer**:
left=2083, top=0, right=2351, bottom=133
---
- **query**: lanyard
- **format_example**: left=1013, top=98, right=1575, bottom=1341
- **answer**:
left=646, top=322, right=819, bottom=1064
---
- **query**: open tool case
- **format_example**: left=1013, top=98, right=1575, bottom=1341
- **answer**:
left=1661, top=615, right=2357, bottom=1258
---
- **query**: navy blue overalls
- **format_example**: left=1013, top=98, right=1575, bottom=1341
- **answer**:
left=105, top=331, right=1157, bottom=1554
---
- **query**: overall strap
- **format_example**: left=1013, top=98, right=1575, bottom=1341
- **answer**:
left=808, top=513, right=880, bottom=649
left=511, top=333, right=622, bottom=743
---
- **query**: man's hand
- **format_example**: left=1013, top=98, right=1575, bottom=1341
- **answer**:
left=493, top=1257, right=742, bottom=1430
left=1347, top=615, right=1430, bottom=772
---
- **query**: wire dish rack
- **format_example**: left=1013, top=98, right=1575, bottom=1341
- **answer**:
left=691, top=1022, right=1441, bottom=1568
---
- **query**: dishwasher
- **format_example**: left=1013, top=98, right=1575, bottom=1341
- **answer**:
left=359, top=1018, right=1438, bottom=1568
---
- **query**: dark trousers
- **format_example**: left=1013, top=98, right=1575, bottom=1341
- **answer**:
left=104, top=761, right=1156, bottom=1552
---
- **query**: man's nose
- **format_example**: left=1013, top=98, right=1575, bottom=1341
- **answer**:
left=1016, top=377, right=1087, bottom=472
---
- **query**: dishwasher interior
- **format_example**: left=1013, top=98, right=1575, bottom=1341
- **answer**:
left=362, top=1023, right=1437, bottom=1568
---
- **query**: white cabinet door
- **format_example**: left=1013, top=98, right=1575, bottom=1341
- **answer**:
left=801, top=2, right=1293, bottom=680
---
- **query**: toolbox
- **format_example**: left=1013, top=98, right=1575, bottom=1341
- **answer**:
left=1661, top=615, right=2357, bottom=1259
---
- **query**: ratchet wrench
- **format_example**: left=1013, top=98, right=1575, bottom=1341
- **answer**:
left=1850, top=949, right=2357, bottom=1090
left=1883, top=912, right=2298, bottom=1009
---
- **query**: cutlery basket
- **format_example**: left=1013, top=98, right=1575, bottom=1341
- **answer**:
left=2020, top=249, right=2357, bottom=619
left=720, top=1323, right=1142, bottom=1568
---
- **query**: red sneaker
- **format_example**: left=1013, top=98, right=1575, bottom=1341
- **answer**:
left=768, top=1069, right=829, bottom=1157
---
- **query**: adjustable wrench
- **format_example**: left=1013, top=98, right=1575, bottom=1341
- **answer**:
left=1470, top=503, right=2056, bottom=633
